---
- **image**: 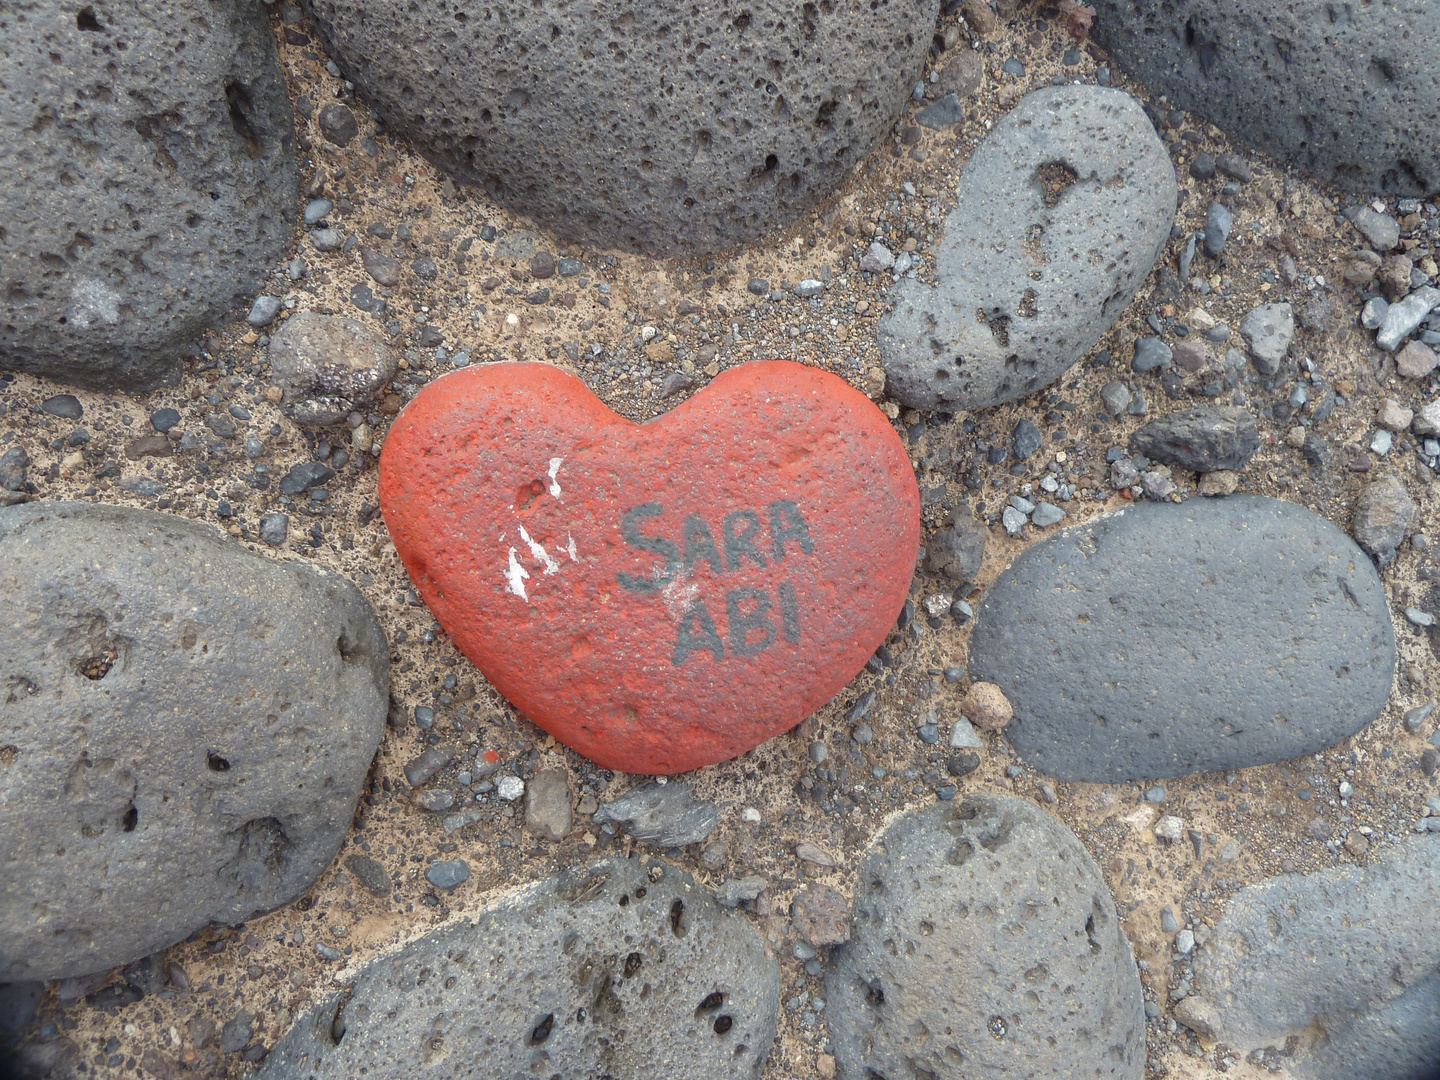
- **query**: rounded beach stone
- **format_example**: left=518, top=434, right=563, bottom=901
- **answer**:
left=0, top=503, right=388, bottom=982
left=1175, top=835, right=1440, bottom=1080
left=254, top=856, right=780, bottom=1080
left=379, top=361, right=919, bottom=775
left=879, top=86, right=1175, bottom=411
left=825, top=796, right=1145, bottom=1080
left=967, top=495, right=1394, bottom=782
left=1090, top=0, right=1440, bottom=196
left=302, top=0, right=939, bottom=254
left=267, top=311, right=399, bottom=426
left=0, top=0, right=298, bottom=392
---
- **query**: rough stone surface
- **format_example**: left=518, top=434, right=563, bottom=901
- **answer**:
left=968, top=496, right=1394, bottom=782
left=379, top=361, right=920, bottom=774
left=1090, top=0, right=1440, bottom=196
left=826, top=796, right=1145, bottom=1080
left=254, top=856, right=780, bottom=1080
left=1174, top=836, right=1440, bottom=1080
left=1239, top=303, right=1294, bottom=377
left=598, top=782, right=722, bottom=848
left=267, top=312, right=399, bottom=426
left=523, top=768, right=574, bottom=842
left=1128, top=407, right=1260, bottom=472
left=923, top=507, right=988, bottom=583
left=0, top=0, right=299, bottom=392
left=1353, top=474, right=1416, bottom=561
left=879, top=86, right=1175, bottom=410
left=0, top=502, right=388, bottom=981
left=303, top=0, right=939, bottom=254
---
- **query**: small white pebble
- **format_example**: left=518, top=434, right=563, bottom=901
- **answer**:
left=742, top=807, right=762, bottom=823
left=1338, top=781, right=1354, bottom=799
left=497, top=775, right=525, bottom=801
left=1154, top=815, right=1185, bottom=843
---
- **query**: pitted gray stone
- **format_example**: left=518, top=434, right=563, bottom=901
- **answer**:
left=302, top=0, right=939, bottom=254
left=255, top=856, right=779, bottom=1080
left=967, top=496, right=1394, bottom=782
left=0, top=0, right=298, bottom=392
left=0, top=503, right=387, bottom=982
left=825, top=796, right=1145, bottom=1080
left=1174, top=836, right=1440, bottom=1080
left=1090, top=0, right=1439, bottom=196
left=879, top=86, right=1175, bottom=411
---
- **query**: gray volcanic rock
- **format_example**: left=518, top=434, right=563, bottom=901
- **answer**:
left=1175, top=836, right=1440, bottom=1080
left=826, top=796, right=1145, bottom=1080
left=967, top=496, right=1394, bottom=782
left=598, top=781, right=722, bottom=847
left=879, top=86, right=1175, bottom=411
left=303, top=0, right=939, bottom=254
left=0, top=503, right=388, bottom=981
left=1129, top=407, right=1259, bottom=472
left=255, top=856, right=779, bottom=1080
left=0, top=0, right=298, bottom=392
left=1090, top=0, right=1439, bottom=196
left=267, top=312, right=399, bottom=426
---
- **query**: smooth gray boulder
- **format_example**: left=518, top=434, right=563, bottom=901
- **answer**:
left=255, top=856, right=780, bottom=1080
left=826, top=796, right=1145, bottom=1080
left=303, top=0, right=939, bottom=254
left=0, top=0, right=298, bottom=392
left=879, top=86, right=1175, bottom=411
left=1175, top=836, right=1440, bottom=1080
left=0, top=503, right=388, bottom=982
left=1090, top=0, right=1439, bottom=196
left=267, top=312, right=399, bottom=426
left=968, top=496, right=1394, bottom=782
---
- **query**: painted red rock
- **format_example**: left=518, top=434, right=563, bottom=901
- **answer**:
left=379, top=360, right=919, bottom=774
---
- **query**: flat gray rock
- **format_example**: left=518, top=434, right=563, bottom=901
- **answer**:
left=0, top=0, right=298, bottom=392
left=1129, top=407, right=1259, bottom=472
left=0, top=503, right=388, bottom=981
left=255, top=856, right=779, bottom=1080
left=826, top=796, right=1145, bottom=1080
left=598, top=781, right=722, bottom=847
left=1175, top=836, right=1440, bottom=1080
left=1090, top=0, right=1439, bottom=196
left=879, top=86, right=1175, bottom=411
left=304, top=0, right=938, bottom=254
left=967, top=496, right=1394, bottom=782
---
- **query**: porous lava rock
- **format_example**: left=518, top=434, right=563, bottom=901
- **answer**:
left=879, top=86, right=1175, bottom=411
left=0, top=0, right=298, bottom=392
left=1090, top=0, right=1440, bottom=196
left=254, top=856, right=780, bottom=1080
left=379, top=360, right=919, bottom=774
left=301, top=0, right=939, bottom=253
left=0, top=503, right=388, bottom=982
left=826, top=796, right=1145, bottom=1080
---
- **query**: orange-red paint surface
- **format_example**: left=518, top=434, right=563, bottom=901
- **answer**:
left=379, top=360, right=920, bottom=774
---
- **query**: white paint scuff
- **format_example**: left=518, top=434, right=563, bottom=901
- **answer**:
left=660, top=567, right=699, bottom=621
left=518, top=525, right=560, bottom=575
left=504, top=547, right=530, bottom=601
left=547, top=457, right=564, bottom=499
left=566, top=532, right=578, bottom=562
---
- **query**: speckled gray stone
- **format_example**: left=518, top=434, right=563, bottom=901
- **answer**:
left=1174, top=836, right=1440, bottom=1080
left=967, top=496, right=1394, bottom=782
left=0, top=503, right=388, bottom=982
left=267, top=312, right=399, bottom=426
left=255, top=856, right=779, bottom=1080
left=879, top=85, right=1175, bottom=411
left=0, top=0, right=298, bottom=392
left=825, top=796, right=1145, bottom=1080
left=303, top=0, right=939, bottom=254
left=1090, top=0, right=1439, bottom=196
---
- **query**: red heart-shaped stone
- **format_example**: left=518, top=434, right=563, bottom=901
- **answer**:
left=379, top=360, right=919, bottom=774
